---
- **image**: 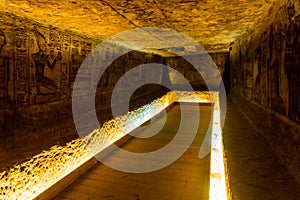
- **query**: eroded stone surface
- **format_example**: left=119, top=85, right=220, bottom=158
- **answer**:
left=223, top=98, right=300, bottom=200
left=0, top=0, right=275, bottom=51
left=0, top=10, right=227, bottom=171
left=230, top=0, right=300, bottom=186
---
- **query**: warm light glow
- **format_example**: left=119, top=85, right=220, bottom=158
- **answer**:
left=0, top=91, right=228, bottom=199
left=209, top=92, right=228, bottom=200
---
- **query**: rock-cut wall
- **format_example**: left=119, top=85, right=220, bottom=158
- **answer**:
left=0, top=12, right=170, bottom=170
left=0, top=12, right=100, bottom=138
left=230, top=0, right=300, bottom=182
left=0, top=11, right=228, bottom=170
left=0, top=12, right=171, bottom=140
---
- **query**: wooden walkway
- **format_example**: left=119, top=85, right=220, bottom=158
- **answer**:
left=54, top=104, right=212, bottom=200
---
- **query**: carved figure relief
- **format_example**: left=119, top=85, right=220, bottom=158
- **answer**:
left=32, top=28, right=62, bottom=95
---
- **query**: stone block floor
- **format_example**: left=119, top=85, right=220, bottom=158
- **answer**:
left=223, top=97, right=300, bottom=200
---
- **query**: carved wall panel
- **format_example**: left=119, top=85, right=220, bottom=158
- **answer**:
left=0, top=13, right=99, bottom=108
left=14, top=27, right=29, bottom=106
left=231, top=0, right=300, bottom=123
left=229, top=0, right=300, bottom=183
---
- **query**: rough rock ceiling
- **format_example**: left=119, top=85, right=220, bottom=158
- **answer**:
left=0, top=0, right=275, bottom=52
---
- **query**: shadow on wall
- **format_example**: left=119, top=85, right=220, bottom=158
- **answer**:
left=230, top=0, right=300, bottom=183
left=0, top=12, right=228, bottom=149
left=0, top=13, right=98, bottom=140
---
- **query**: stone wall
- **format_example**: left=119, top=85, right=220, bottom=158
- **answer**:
left=165, top=52, right=227, bottom=90
left=0, top=13, right=166, bottom=140
left=0, top=12, right=100, bottom=138
left=230, top=0, right=300, bottom=182
left=94, top=51, right=228, bottom=123
left=0, top=11, right=227, bottom=165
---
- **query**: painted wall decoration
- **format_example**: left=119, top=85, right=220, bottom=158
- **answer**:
left=0, top=12, right=227, bottom=135
left=14, top=27, right=29, bottom=106
left=32, top=28, right=60, bottom=100
left=231, top=0, right=300, bottom=123
left=229, top=0, right=300, bottom=183
left=0, top=13, right=99, bottom=109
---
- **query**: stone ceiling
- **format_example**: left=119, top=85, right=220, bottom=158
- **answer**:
left=0, top=0, right=275, bottom=52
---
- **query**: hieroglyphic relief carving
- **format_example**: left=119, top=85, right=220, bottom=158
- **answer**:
left=0, top=13, right=100, bottom=137
left=14, top=27, right=29, bottom=106
left=0, top=12, right=98, bottom=109
left=31, top=28, right=62, bottom=103
left=268, top=22, right=286, bottom=115
left=60, top=62, right=69, bottom=94
left=69, top=36, right=94, bottom=94
left=60, top=33, right=71, bottom=98
left=231, top=1, right=300, bottom=123
left=70, top=38, right=80, bottom=83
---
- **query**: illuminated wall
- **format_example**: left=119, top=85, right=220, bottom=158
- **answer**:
left=0, top=12, right=98, bottom=138
left=0, top=13, right=166, bottom=144
left=230, top=0, right=300, bottom=183
left=0, top=11, right=228, bottom=173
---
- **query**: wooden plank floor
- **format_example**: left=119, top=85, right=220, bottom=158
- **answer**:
left=54, top=104, right=212, bottom=200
